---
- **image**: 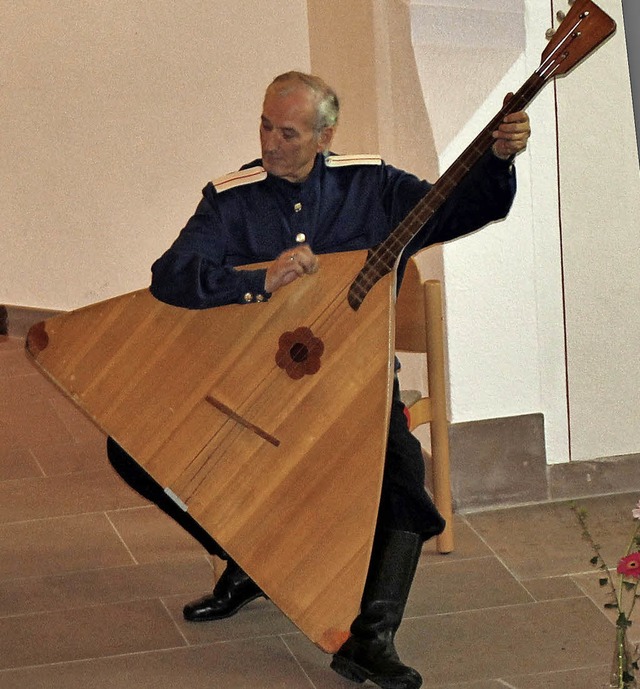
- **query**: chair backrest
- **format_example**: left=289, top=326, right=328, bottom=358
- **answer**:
left=395, top=257, right=427, bottom=353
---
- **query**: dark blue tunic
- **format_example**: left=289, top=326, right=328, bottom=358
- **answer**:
left=145, top=149, right=517, bottom=540
left=150, top=150, right=516, bottom=309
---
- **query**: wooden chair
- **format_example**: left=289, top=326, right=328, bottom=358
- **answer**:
left=395, top=257, right=454, bottom=554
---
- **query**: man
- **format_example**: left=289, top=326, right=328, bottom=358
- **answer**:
left=108, top=71, right=530, bottom=689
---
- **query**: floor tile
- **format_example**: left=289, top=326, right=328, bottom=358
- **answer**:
left=106, top=505, right=209, bottom=564
left=0, top=513, right=134, bottom=581
left=422, top=516, right=493, bottom=563
left=0, top=600, right=185, bottom=669
left=571, top=568, right=640, bottom=644
left=0, top=447, right=43, bottom=481
left=0, top=470, right=144, bottom=524
left=407, top=556, right=533, bottom=617
left=465, top=494, right=638, bottom=579
left=29, top=435, right=108, bottom=475
left=0, top=558, right=213, bottom=617
left=49, top=393, right=108, bottom=444
left=0, top=640, right=314, bottom=689
left=396, top=598, right=613, bottom=685
left=281, top=633, right=360, bottom=689
left=425, top=682, right=508, bottom=689
left=0, top=344, right=33, bottom=379
left=501, top=664, right=611, bottom=688
left=520, top=575, right=585, bottom=602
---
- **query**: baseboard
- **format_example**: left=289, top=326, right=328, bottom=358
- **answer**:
left=445, top=413, right=640, bottom=511
left=1, top=304, right=63, bottom=339
left=448, top=413, right=548, bottom=510
left=546, top=452, right=640, bottom=502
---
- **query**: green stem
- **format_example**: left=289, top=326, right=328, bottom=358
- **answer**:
left=614, top=624, right=626, bottom=689
left=571, top=504, right=619, bottom=604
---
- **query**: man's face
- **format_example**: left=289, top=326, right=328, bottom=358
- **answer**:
left=260, top=85, right=332, bottom=183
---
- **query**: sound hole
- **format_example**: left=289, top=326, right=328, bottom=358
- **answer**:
left=290, top=342, right=309, bottom=363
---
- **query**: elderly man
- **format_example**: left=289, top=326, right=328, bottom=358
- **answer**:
left=108, top=71, right=530, bottom=689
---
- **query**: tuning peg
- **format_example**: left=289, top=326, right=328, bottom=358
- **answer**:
left=556, top=10, right=566, bottom=21
left=545, top=27, right=556, bottom=40
left=568, top=0, right=576, bottom=5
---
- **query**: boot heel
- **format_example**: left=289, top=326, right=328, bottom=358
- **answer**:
left=330, top=656, right=367, bottom=684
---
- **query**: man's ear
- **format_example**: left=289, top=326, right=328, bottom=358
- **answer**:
left=317, top=126, right=336, bottom=152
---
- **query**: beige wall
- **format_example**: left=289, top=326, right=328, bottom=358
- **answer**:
left=307, top=0, right=380, bottom=156
left=1, top=1, right=310, bottom=310
left=307, top=0, right=438, bottom=182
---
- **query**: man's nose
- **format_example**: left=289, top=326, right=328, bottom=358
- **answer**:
left=263, top=129, right=280, bottom=151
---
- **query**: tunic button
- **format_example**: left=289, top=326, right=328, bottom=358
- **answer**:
left=256, top=294, right=265, bottom=302
left=295, top=233, right=306, bottom=243
left=294, top=202, right=302, bottom=213
left=243, top=292, right=253, bottom=303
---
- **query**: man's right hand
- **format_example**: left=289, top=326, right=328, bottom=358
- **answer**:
left=264, top=245, right=319, bottom=293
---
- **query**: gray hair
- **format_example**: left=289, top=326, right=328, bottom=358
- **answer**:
left=267, top=71, right=340, bottom=132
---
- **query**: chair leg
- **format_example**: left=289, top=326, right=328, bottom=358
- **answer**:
left=429, top=438, right=454, bottom=554
left=424, top=280, right=454, bottom=554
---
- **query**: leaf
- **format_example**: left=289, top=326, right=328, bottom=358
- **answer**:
left=590, top=556, right=599, bottom=566
left=617, top=612, right=631, bottom=628
left=604, top=603, right=618, bottom=608
left=599, top=578, right=608, bottom=587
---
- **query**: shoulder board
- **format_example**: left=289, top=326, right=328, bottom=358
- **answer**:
left=213, top=166, right=267, bottom=193
left=324, top=154, right=382, bottom=168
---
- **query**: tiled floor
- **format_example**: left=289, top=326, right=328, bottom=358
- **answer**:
left=1, top=333, right=634, bottom=688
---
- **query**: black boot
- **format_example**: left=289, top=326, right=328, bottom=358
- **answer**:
left=330, top=530, right=423, bottom=689
left=183, top=559, right=266, bottom=622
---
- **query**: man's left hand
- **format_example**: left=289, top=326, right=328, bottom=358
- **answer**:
left=491, top=92, right=531, bottom=160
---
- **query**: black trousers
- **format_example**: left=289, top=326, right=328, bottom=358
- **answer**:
left=379, top=378, right=445, bottom=541
left=106, top=378, right=445, bottom=559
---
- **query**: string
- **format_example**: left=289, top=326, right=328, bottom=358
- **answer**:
left=176, top=264, right=374, bottom=501
left=348, top=2, right=614, bottom=308
left=347, top=72, right=547, bottom=309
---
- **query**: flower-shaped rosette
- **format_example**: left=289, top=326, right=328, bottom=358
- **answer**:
left=275, top=326, right=324, bottom=380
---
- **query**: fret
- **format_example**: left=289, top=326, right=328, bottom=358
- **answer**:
left=347, top=0, right=615, bottom=311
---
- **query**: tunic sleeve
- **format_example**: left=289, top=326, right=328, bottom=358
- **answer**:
left=416, top=149, right=517, bottom=248
left=150, top=184, right=270, bottom=309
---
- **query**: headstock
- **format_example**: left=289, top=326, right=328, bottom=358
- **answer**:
left=539, top=0, right=616, bottom=80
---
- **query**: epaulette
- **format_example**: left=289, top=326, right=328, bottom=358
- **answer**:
left=324, top=154, right=382, bottom=168
left=213, top=166, right=267, bottom=193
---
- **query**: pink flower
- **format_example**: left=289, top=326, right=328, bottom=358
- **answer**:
left=617, top=552, right=640, bottom=579
left=632, top=499, right=640, bottom=520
